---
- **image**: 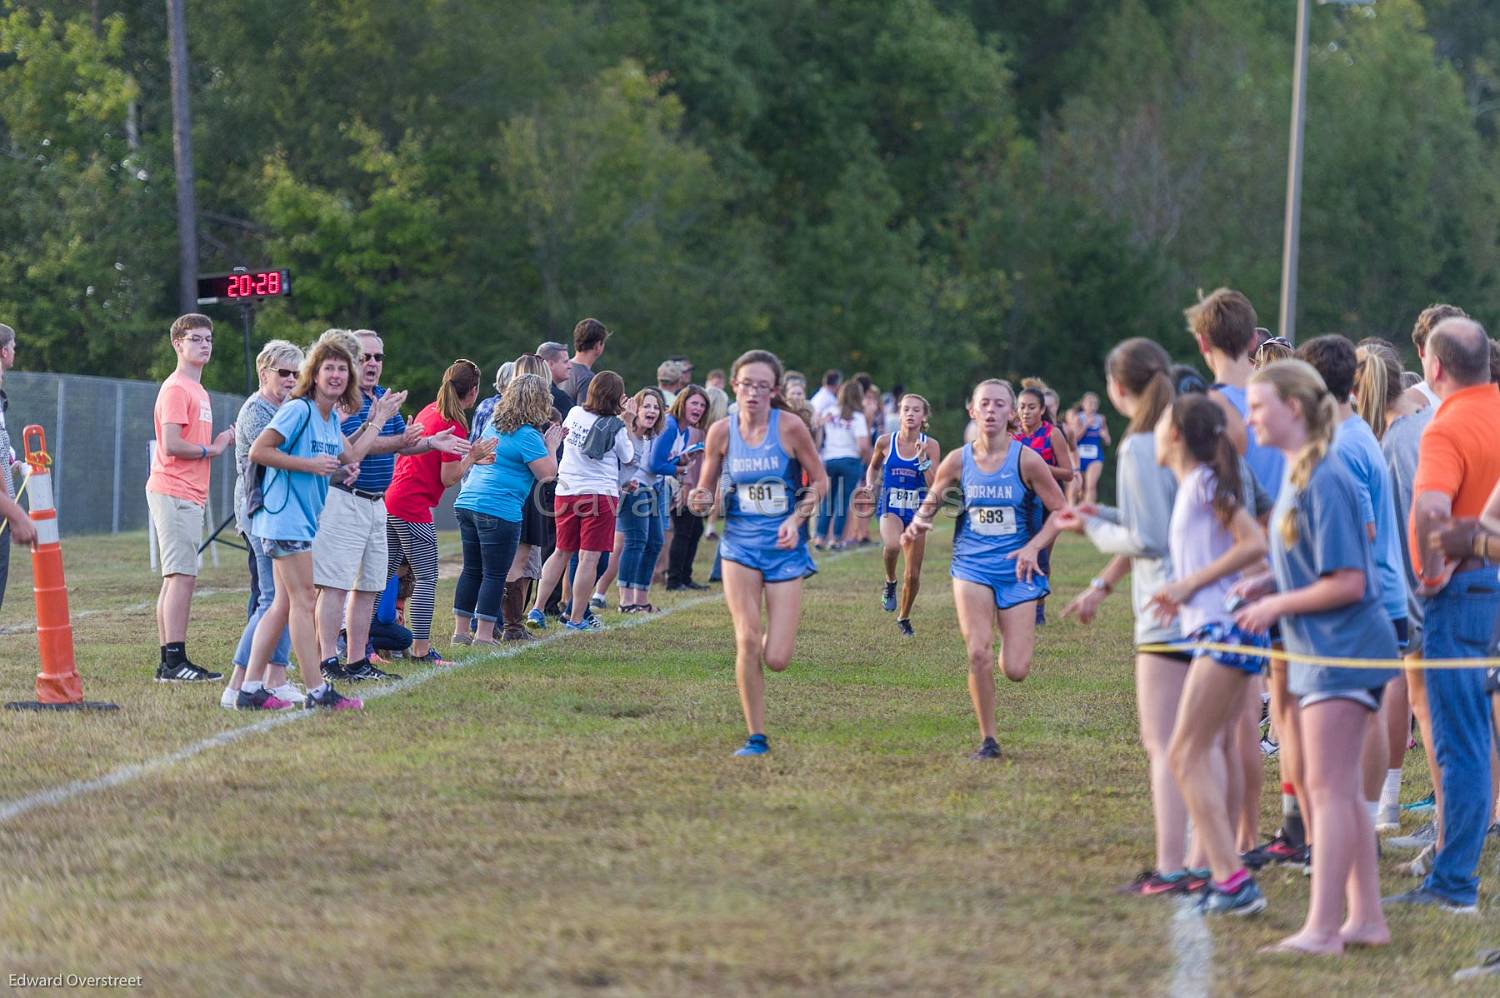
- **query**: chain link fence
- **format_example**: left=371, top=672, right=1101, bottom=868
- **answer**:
left=3, top=371, right=461, bottom=539
left=4, top=372, right=243, bottom=538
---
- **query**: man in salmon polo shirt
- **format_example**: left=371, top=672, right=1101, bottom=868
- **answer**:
left=146, top=313, right=235, bottom=682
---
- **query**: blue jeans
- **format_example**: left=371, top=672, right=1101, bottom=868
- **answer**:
left=234, top=535, right=290, bottom=668
left=617, top=483, right=665, bottom=590
left=1420, top=567, right=1500, bottom=905
left=453, top=507, right=522, bottom=623
left=820, top=456, right=863, bottom=540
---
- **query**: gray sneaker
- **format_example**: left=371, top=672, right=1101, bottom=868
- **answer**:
left=1196, top=877, right=1267, bottom=916
left=1381, top=886, right=1477, bottom=914
left=1387, top=820, right=1438, bottom=850
left=1454, top=950, right=1500, bottom=982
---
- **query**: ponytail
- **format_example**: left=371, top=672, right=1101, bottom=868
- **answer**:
left=1168, top=394, right=1242, bottom=527
left=436, top=359, right=481, bottom=432
left=1353, top=342, right=1402, bottom=440
left=1106, top=338, right=1175, bottom=436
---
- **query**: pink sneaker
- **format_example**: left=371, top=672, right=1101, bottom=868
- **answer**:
left=307, top=686, right=363, bottom=711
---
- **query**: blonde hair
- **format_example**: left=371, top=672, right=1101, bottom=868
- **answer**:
left=436, top=359, right=482, bottom=431
left=292, top=329, right=362, bottom=413
left=898, top=392, right=932, bottom=432
left=1250, top=359, right=1338, bottom=546
left=513, top=353, right=549, bottom=381
left=1354, top=341, right=1402, bottom=440
left=704, top=385, right=729, bottom=424
left=494, top=373, right=552, bottom=435
left=255, top=339, right=303, bottom=374
left=968, top=379, right=1016, bottom=458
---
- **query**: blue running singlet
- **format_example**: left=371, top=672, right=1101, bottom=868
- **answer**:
left=721, top=408, right=816, bottom=583
left=1077, top=414, right=1105, bottom=471
left=878, top=431, right=929, bottom=526
left=951, top=441, right=1049, bottom=609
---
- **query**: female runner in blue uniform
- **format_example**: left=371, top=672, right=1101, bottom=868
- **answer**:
left=689, top=350, right=828, bottom=757
left=1069, top=392, right=1111, bottom=506
left=854, top=394, right=941, bottom=636
left=906, top=379, right=1069, bottom=759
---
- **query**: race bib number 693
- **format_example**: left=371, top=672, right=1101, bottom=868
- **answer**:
left=970, top=505, right=1017, bottom=536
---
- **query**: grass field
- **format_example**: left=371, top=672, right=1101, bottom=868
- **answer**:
left=0, top=528, right=1494, bottom=995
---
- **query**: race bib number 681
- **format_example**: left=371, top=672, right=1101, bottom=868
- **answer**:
left=740, top=480, right=789, bottom=516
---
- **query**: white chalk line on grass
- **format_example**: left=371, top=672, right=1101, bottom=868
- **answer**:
left=1168, top=897, right=1212, bottom=998
left=0, top=590, right=734, bottom=827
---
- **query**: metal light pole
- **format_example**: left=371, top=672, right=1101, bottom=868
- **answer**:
left=1278, top=0, right=1374, bottom=344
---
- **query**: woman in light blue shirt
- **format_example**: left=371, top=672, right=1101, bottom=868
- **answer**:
left=244, top=331, right=405, bottom=712
left=452, top=374, right=561, bottom=643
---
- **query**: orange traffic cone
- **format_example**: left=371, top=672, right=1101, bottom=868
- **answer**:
left=5, top=425, right=117, bottom=712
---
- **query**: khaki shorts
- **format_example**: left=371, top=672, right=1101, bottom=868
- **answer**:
left=147, top=490, right=203, bottom=577
left=312, top=486, right=389, bottom=592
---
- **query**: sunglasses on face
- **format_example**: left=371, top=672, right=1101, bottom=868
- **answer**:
left=275, top=368, right=297, bottom=379
left=361, top=353, right=384, bottom=363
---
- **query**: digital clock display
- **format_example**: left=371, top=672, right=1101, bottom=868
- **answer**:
left=196, top=269, right=291, bottom=302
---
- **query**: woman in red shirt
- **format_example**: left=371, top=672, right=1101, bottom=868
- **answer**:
left=384, top=360, right=496, bottom=664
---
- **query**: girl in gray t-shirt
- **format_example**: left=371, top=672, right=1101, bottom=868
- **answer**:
left=1233, top=359, right=1396, bottom=956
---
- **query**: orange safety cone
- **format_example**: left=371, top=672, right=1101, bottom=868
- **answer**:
left=5, top=425, right=118, bottom=712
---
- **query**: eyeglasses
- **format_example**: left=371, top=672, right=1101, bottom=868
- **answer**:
left=275, top=368, right=297, bottom=379
left=733, top=380, right=775, bottom=396
left=361, top=353, right=384, bottom=363
left=184, top=335, right=212, bottom=345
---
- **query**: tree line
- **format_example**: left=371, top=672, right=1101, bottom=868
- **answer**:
left=2, top=0, right=1497, bottom=444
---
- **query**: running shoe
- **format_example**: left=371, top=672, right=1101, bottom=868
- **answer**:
left=307, top=686, right=363, bottom=711
left=1184, top=868, right=1211, bottom=892
left=1196, top=877, right=1266, bottom=916
left=1381, top=886, right=1477, bottom=915
left=319, top=657, right=349, bottom=682
left=1387, top=820, right=1437, bottom=851
left=1258, top=737, right=1279, bottom=758
left=1376, top=803, right=1402, bottom=833
left=345, top=659, right=402, bottom=682
left=155, top=660, right=222, bottom=682
left=1402, top=792, right=1435, bottom=813
left=219, top=685, right=239, bottom=710
left=564, top=617, right=602, bottom=632
left=269, top=683, right=306, bottom=705
left=410, top=650, right=450, bottom=666
left=1117, top=869, right=1192, bottom=897
left=1454, top=949, right=1500, bottom=982
left=683, top=581, right=710, bottom=591
left=969, top=737, right=1002, bottom=761
left=897, top=618, right=914, bottom=638
left=450, top=633, right=473, bottom=646
left=235, top=687, right=293, bottom=711
left=882, top=580, right=898, bottom=612
left=1241, top=832, right=1308, bottom=870
left=734, top=733, right=769, bottom=757
left=526, top=608, right=547, bottom=631
left=589, top=594, right=607, bottom=610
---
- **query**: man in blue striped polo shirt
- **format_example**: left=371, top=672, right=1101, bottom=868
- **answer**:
left=313, top=329, right=468, bottom=681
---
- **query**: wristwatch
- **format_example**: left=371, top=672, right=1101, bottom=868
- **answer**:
left=1089, top=577, right=1112, bottom=595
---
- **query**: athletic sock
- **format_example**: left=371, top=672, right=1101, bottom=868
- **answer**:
left=163, top=641, right=186, bottom=664
left=159, top=645, right=167, bottom=664
left=1213, top=868, right=1249, bottom=893
left=313, top=682, right=332, bottom=698
left=1366, top=799, right=1380, bottom=823
left=241, top=680, right=263, bottom=694
left=1381, top=768, right=1402, bottom=810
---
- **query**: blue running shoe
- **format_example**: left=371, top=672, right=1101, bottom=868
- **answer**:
left=564, top=616, right=602, bottom=632
left=525, top=608, right=547, bottom=631
left=1196, top=876, right=1266, bottom=916
left=882, top=580, right=898, bottom=612
left=734, top=733, right=769, bottom=757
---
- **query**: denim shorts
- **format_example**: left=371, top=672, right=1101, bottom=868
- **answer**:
left=1185, top=621, right=1269, bottom=675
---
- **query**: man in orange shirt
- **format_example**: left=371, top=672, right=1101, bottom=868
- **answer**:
left=1386, top=317, right=1500, bottom=913
left=146, top=314, right=235, bottom=683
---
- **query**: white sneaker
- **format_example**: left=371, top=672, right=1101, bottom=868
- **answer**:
left=1376, top=803, right=1401, bottom=833
left=220, top=685, right=239, bottom=710
left=269, top=683, right=306, bottom=705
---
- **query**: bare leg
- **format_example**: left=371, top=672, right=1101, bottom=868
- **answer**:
left=953, top=580, right=1000, bottom=741
left=344, top=589, right=379, bottom=665
left=1138, top=653, right=1191, bottom=872
left=722, top=561, right=768, bottom=735
left=1169, top=659, right=1252, bottom=882
left=316, top=585, right=349, bottom=661
left=531, top=547, right=574, bottom=615
left=157, top=574, right=196, bottom=644
left=898, top=533, right=926, bottom=620
left=879, top=515, right=902, bottom=584
left=569, top=551, right=603, bottom=625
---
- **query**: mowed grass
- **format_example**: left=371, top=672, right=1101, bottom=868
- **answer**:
left=0, top=528, right=1493, bottom=994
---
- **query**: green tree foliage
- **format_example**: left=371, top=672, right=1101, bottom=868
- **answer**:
left=1, top=0, right=1499, bottom=425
